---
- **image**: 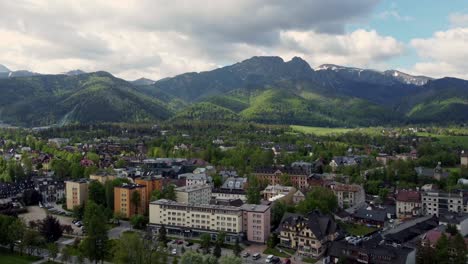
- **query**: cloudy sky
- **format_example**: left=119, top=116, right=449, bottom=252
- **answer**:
left=0, top=0, right=467, bottom=80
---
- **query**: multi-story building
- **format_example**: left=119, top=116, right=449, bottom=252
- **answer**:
left=114, top=183, right=147, bottom=218
left=329, top=183, right=365, bottom=209
left=149, top=199, right=271, bottom=243
left=262, top=184, right=296, bottom=203
left=34, top=177, right=65, bottom=203
left=89, top=172, right=116, bottom=184
left=422, top=190, right=467, bottom=217
left=135, top=176, right=164, bottom=206
left=179, top=173, right=212, bottom=186
left=241, top=204, right=271, bottom=243
left=277, top=211, right=338, bottom=258
left=149, top=199, right=241, bottom=241
left=253, top=167, right=309, bottom=189
left=396, top=190, right=422, bottom=219
left=65, top=179, right=89, bottom=210
left=175, top=184, right=211, bottom=205
left=212, top=177, right=247, bottom=202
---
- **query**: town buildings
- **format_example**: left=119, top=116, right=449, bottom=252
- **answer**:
left=241, top=204, right=271, bottom=243
left=396, top=190, right=422, bottom=219
left=134, top=176, right=164, bottom=207
left=89, top=172, right=116, bottom=184
left=114, top=183, right=147, bottom=218
left=277, top=211, right=338, bottom=258
left=175, top=184, right=211, bottom=205
left=329, top=183, right=365, bottom=209
left=149, top=199, right=271, bottom=243
left=212, top=177, right=247, bottom=201
left=253, top=167, right=309, bottom=189
left=65, top=179, right=89, bottom=210
left=422, top=190, right=467, bottom=217
left=262, top=184, right=296, bottom=203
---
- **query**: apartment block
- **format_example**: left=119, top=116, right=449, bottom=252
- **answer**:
left=65, top=179, right=89, bottom=210
left=114, top=183, right=147, bottom=219
left=422, top=190, right=467, bottom=217
left=241, top=204, right=271, bottom=243
left=149, top=199, right=271, bottom=243
left=175, top=184, right=211, bottom=205
left=253, top=167, right=309, bottom=190
left=135, top=176, right=164, bottom=206
left=262, top=184, right=296, bottom=203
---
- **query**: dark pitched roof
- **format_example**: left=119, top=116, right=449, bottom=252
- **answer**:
left=276, top=211, right=337, bottom=240
left=396, top=190, right=421, bottom=203
left=353, top=206, right=387, bottom=222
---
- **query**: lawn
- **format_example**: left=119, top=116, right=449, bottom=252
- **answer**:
left=416, top=132, right=468, bottom=148
left=0, top=249, right=41, bottom=264
left=341, top=223, right=377, bottom=236
left=263, top=247, right=290, bottom=258
left=291, top=125, right=383, bottom=136
left=291, top=125, right=353, bottom=136
left=303, top=257, right=319, bottom=263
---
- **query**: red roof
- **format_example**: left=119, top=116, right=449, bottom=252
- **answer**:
left=396, top=190, right=421, bottom=203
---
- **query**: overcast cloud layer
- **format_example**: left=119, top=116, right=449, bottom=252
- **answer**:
left=0, top=0, right=466, bottom=80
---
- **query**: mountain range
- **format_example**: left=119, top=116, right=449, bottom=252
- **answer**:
left=0, top=57, right=466, bottom=127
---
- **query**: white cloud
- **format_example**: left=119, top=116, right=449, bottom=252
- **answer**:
left=450, top=13, right=468, bottom=27
left=377, top=10, right=413, bottom=21
left=0, top=0, right=406, bottom=80
left=278, top=29, right=405, bottom=68
left=409, top=27, right=468, bottom=79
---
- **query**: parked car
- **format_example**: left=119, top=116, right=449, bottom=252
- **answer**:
left=266, top=255, right=274, bottom=263
left=171, top=248, right=177, bottom=255
left=282, top=259, right=291, bottom=264
left=186, top=242, right=194, bottom=246
left=176, top=240, right=184, bottom=245
left=242, top=252, right=250, bottom=258
left=252, top=253, right=261, bottom=260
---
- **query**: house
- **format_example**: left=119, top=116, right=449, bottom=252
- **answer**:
left=329, top=183, right=365, bottom=209
left=461, top=151, right=468, bottom=167
left=262, top=184, right=296, bottom=203
left=212, top=177, right=248, bottom=201
left=376, top=153, right=395, bottom=166
left=33, top=177, right=65, bottom=203
left=277, top=211, right=339, bottom=258
left=415, top=162, right=449, bottom=180
left=396, top=190, right=422, bottom=219
left=328, top=235, right=415, bottom=264
left=353, top=205, right=388, bottom=228
left=292, top=190, right=305, bottom=204
left=179, top=173, right=212, bottom=186
left=89, top=171, right=116, bottom=184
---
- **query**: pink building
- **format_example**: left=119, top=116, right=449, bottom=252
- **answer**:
left=241, top=204, right=271, bottom=244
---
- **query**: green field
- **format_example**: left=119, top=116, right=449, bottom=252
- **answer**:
left=341, top=223, right=378, bottom=236
left=0, top=250, right=41, bottom=264
left=291, top=125, right=383, bottom=136
left=416, top=132, right=468, bottom=148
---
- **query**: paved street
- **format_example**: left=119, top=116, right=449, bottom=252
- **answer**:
left=108, top=220, right=132, bottom=239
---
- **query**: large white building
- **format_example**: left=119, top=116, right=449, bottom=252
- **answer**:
left=175, top=184, right=211, bottom=205
left=149, top=199, right=270, bottom=243
left=422, top=190, right=467, bottom=217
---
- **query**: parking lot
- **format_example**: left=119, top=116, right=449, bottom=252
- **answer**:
left=19, top=205, right=83, bottom=235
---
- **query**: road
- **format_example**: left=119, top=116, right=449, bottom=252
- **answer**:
left=108, top=220, right=132, bottom=239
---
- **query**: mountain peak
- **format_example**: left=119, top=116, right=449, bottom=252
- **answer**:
left=240, top=56, right=285, bottom=65
left=65, top=69, right=86, bottom=76
left=383, top=70, right=432, bottom=86
left=316, top=64, right=362, bottom=71
left=0, top=64, right=11, bottom=73
left=131, top=77, right=156, bottom=86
